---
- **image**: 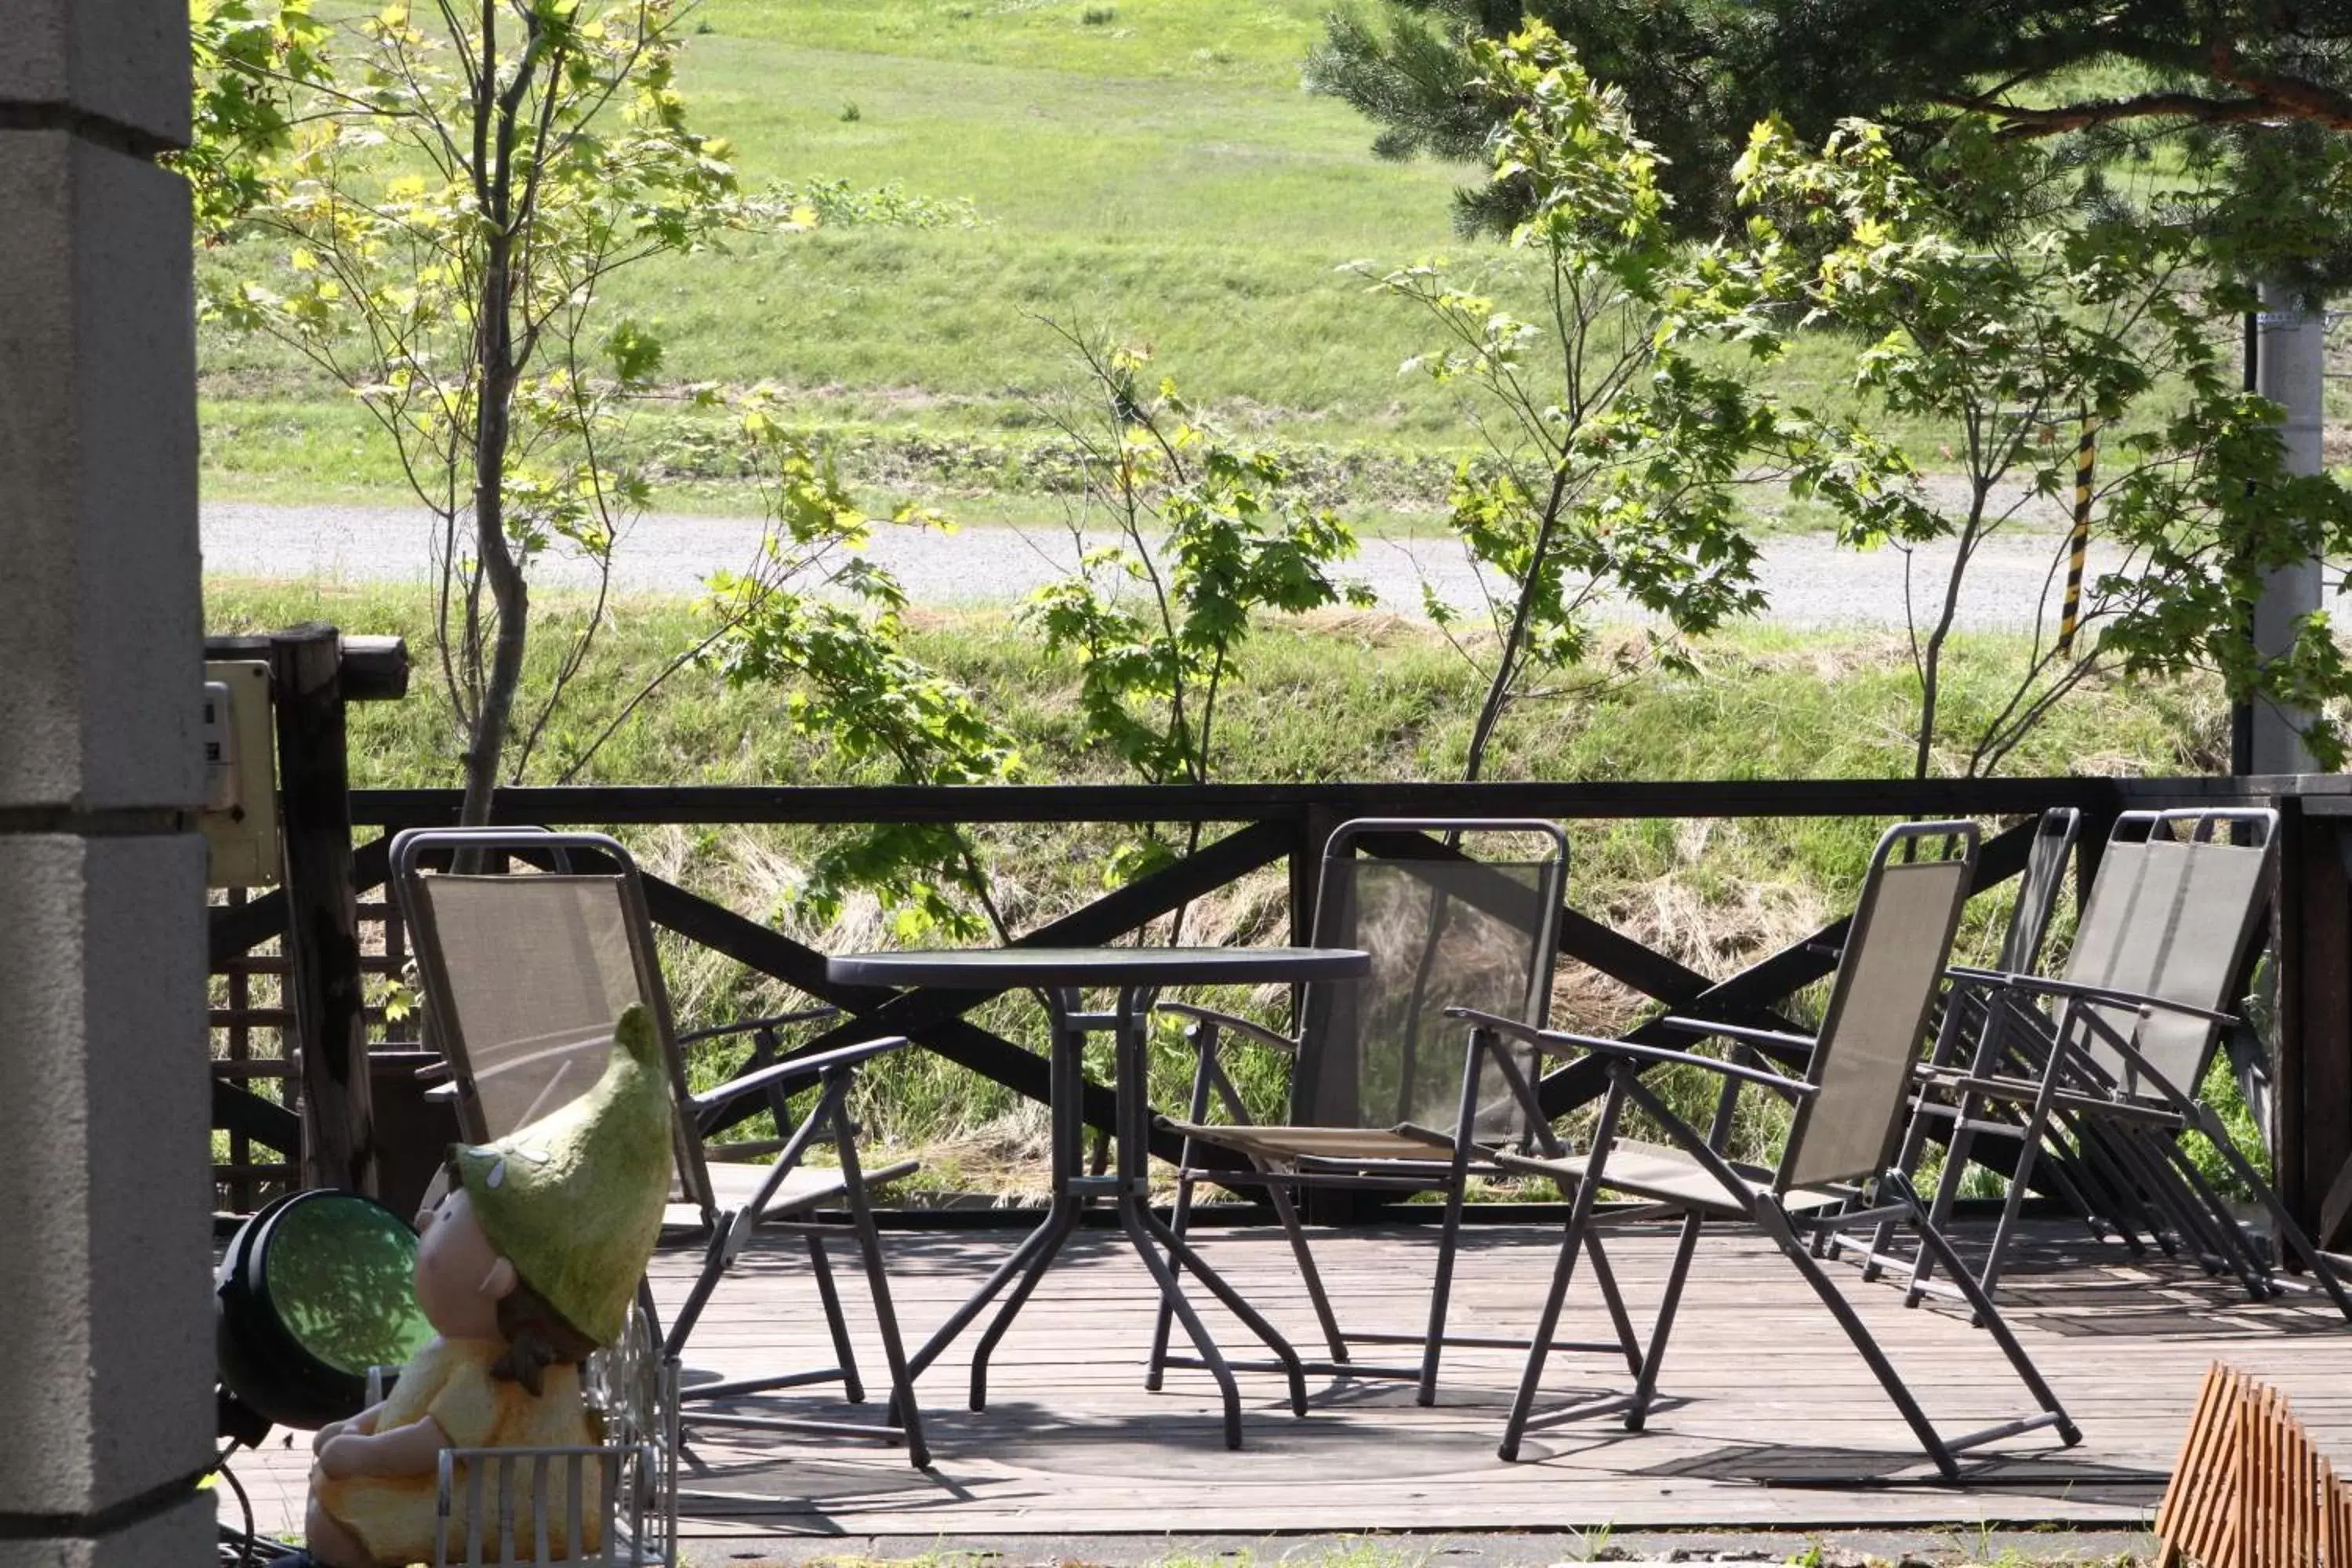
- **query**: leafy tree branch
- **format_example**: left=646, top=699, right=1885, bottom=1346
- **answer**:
left=1025, top=328, right=1374, bottom=928
left=1371, top=26, right=1773, bottom=782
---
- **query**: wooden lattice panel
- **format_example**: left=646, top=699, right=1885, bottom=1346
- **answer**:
left=208, top=883, right=414, bottom=1213
left=2158, top=1363, right=2352, bottom=1567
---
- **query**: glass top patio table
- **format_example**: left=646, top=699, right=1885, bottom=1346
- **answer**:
left=823, top=943, right=1370, bottom=1450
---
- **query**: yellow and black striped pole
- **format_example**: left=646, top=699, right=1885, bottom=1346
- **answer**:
left=2059, top=413, right=2099, bottom=656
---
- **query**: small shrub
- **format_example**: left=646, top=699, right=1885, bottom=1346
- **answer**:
left=838, top=101, right=861, bottom=122
left=1080, top=5, right=1115, bottom=23
left=756, top=176, right=985, bottom=230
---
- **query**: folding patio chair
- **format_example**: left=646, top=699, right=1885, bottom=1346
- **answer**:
left=1453, top=820, right=2083, bottom=1479
left=1906, top=808, right=2352, bottom=1319
left=1147, top=818, right=1646, bottom=1406
left=390, top=828, right=931, bottom=1465
left=1846, top=807, right=2084, bottom=1283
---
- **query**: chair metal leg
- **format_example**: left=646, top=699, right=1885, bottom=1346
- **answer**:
left=1499, top=1194, right=1597, bottom=1461
left=2070, top=1113, right=2165, bottom=1254
left=1144, top=1168, right=1197, bottom=1392
left=832, top=1094, right=931, bottom=1468
left=660, top=1218, right=738, bottom=1362
left=1896, top=989, right=2029, bottom=1292
left=1974, top=1058, right=2072, bottom=1305
left=804, top=1233, right=865, bottom=1404
left=1624, top=1211, right=1701, bottom=1432
left=1901, top=1109, right=1977, bottom=1305
left=2025, top=1138, right=2107, bottom=1238
left=1500, top=1073, right=1624, bottom=1462
left=2187, top=1107, right=2352, bottom=1321
left=1138, top=1203, right=1308, bottom=1417
left=1869, top=1098, right=1942, bottom=1282
left=2101, top=1115, right=2227, bottom=1269
left=2147, top=1132, right=2274, bottom=1294
left=1762, top=1202, right=1962, bottom=1481
left=1581, top=1227, right=1645, bottom=1381
left=1870, top=996, right=1978, bottom=1279
left=1417, top=1068, right=1483, bottom=1406
left=1266, top=1173, right=1349, bottom=1364
left=2032, top=1121, right=2129, bottom=1243
left=1892, top=1174, right=2080, bottom=1449
left=1416, top=1185, right=1465, bottom=1405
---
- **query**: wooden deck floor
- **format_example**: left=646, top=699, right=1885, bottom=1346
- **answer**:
left=234, top=1218, right=2352, bottom=1547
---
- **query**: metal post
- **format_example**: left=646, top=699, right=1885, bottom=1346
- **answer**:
left=2243, top=281, right=2327, bottom=777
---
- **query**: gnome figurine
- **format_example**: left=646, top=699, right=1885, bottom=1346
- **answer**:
left=301, top=1005, right=673, bottom=1567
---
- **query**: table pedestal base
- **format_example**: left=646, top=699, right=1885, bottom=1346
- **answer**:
left=898, top=986, right=1307, bottom=1450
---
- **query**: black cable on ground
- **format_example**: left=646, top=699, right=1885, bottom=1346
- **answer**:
left=209, top=1439, right=272, bottom=1567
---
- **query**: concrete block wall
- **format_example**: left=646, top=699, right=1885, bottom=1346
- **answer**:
left=0, top=130, right=201, bottom=811
left=0, top=0, right=211, bottom=1559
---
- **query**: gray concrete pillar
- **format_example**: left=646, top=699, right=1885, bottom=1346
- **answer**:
left=0, top=0, right=213, bottom=1562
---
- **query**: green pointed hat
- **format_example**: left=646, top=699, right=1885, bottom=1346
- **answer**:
left=452, top=1005, right=672, bottom=1346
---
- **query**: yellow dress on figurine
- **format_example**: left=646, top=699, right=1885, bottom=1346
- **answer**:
left=312, top=1338, right=598, bottom=1565
left=303, top=1006, right=671, bottom=1568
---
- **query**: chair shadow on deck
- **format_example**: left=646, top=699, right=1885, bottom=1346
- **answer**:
left=644, top=1218, right=2334, bottom=1535
left=1901, top=1228, right=2352, bottom=1340
left=1624, top=1442, right=2167, bottom=1506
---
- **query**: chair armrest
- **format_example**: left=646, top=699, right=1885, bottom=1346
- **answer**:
left=1444, top=1007, right=1818, bottom=1095
left=423, top=1081, right=459, bottom=1104
left=1658, top=1015, right=1820, bottom=1054
left=688, top=1034, right=911, bottom=1113
left=674, top=1006, right=842, bottom=1047
left=1156, top=1001, right=1300, bottom=1054
left=1946, top=968, right=2238, bottom=1027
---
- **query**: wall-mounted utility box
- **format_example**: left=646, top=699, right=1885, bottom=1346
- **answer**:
left=200, top=660, right=281, bottom=887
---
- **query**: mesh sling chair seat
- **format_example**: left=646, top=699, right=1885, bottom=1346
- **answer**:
left=1901, top=809, right=2352, bottom=1319
left=390, top=829, right=931, bottom=1466
left=1147, top=818, right=1647, bottom=1407
left=1453, top=820, right=2083, bottom=1480
left=1842, top=808, right=2085, bottom=1288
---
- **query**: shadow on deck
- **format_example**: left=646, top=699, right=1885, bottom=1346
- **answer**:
left=237, top=1220, right=2352, bottom=1547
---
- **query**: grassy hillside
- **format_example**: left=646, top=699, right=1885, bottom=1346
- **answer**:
left=199, top=0, right=2055, bottom=527
left=198, top=0, right=1486, bottom=506
left=198, top=0, right=2352, bottom=534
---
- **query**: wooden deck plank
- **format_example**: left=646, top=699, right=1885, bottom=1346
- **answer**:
left=227, top=1221, right=2352, bottom=1544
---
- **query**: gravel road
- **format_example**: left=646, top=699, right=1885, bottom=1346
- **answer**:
left=203, top=498, right=2127, bottom=631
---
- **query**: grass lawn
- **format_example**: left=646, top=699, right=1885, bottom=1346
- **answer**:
left=196, top=0, right=2045, bottom=521
left=198, top=0, right=1481, bottom=505
left=198, top=0, right=2352, bottom=528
